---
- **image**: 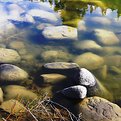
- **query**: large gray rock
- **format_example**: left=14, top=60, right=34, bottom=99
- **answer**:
left=94, top=29, right=119, bottom=46
left=79, top=96, right=121, bottom=121
left=0, top=64, right=28, bottom=83
left=74, top=52, right=104, bottom=70
left=0, top=48, right=21, bottom=63
left=3, top=85, right=38, bottom=100
left=42, top=26, right=77, bottom=40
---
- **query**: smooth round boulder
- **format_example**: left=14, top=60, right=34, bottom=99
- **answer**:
left=74, top=52, right=104, bottom=70
left=0, top=99, right=25, bottom=115
left=78, top=68, right=96, bottom=87
left=61, top=85, right=87, bottom=99
left=0, top=48, right=21, bottom=63
left=3, top=85, right=38, bottom=100
left=0, top=64, right=28, bottom=83
left=79, top=96, right=121, bottom=121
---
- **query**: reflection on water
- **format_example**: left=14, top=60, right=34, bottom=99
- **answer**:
left=0, top=0, right=121, bottom=101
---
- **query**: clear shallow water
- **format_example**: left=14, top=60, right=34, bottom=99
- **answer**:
left=0, top=0, right=121, bottom=101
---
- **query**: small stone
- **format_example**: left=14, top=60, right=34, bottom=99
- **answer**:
left=0, top=99, right=25, bottom=115
left=0, top=64, right=28, bottom=83
left=61, top=85, right=87, bottom=99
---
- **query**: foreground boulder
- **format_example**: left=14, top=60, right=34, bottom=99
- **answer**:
left=0, top=64, right=28, bottom=83
left=0, top=48, right=21, bottom=63
left=74, top=52, right=104, bottom=70
left=0, top=99, right=25, bottom=115
left=3, top=85, right=38, bottom=101
left=42, top=26, right=77, bottom=40
left=94, top=29, right=119, bottom=46
left=79, top=96, right=121, bottom=121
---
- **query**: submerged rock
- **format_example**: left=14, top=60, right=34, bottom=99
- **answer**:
left=0, top=64, right=28, bottom=83
left=3, top=85, right=38, bottom=100
left=40, top=73, right=67, bottom=84
left=0, top=48, right=21, bottom=63
left=0, top=99, right=25, bottom=115
left=74, top=52, right=104, bottom=70
left=74, top=40, right=102, bottom=51
left=0, top=88, right=3, bottom=104
left=61, top=85, right=87, bottom=99
left=94, top=29, right=119, bottom=46
left=104, top=55, right=121, bottom=66
left=41, top=50, right=72, bottom=62
left=79, top=96, right=121, bottom=121
left=8, top=41, right=25, bottom=50
left=42, top=25, right=77, bottom=40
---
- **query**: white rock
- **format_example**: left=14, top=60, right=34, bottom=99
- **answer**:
left=61, top=85, right=87, bottom=99
left=79, top=68, right=96, bottom=87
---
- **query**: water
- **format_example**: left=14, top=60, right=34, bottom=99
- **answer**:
left=0, top=0, right=121, bottom=102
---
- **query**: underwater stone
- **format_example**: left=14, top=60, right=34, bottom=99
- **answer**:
left=0, top=88, right=3, bottom=104
left=8, top=41, right=25, bottom=50
left=74, top=52, right=104, bottom=70
left=0, top=48, right=21, bottom=63
left=3, top=85, right=38, bottom=100
left=79, top=96, right=121, bottom=121
left=94, top=29, right=119, bottom=46
left=0, top=64, right=28, bottom=82
left=74, top=40, right=102, bottom=51
left=41, top=50, right=72, bottom=62
left=42, top=25, right=77, bottom=40
left=40, top=73, right=67, bottom=84
left=61, top=85, right=87, bottom=99
left=0, top=99, right=25, bottom=115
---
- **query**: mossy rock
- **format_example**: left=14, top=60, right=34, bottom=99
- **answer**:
left=3, top=85, right=38, bottom=101
left=0, top=99, right=25, bottom=115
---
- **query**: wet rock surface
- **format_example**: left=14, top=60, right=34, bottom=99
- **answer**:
left=79, top=96, right=121, bottom=121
